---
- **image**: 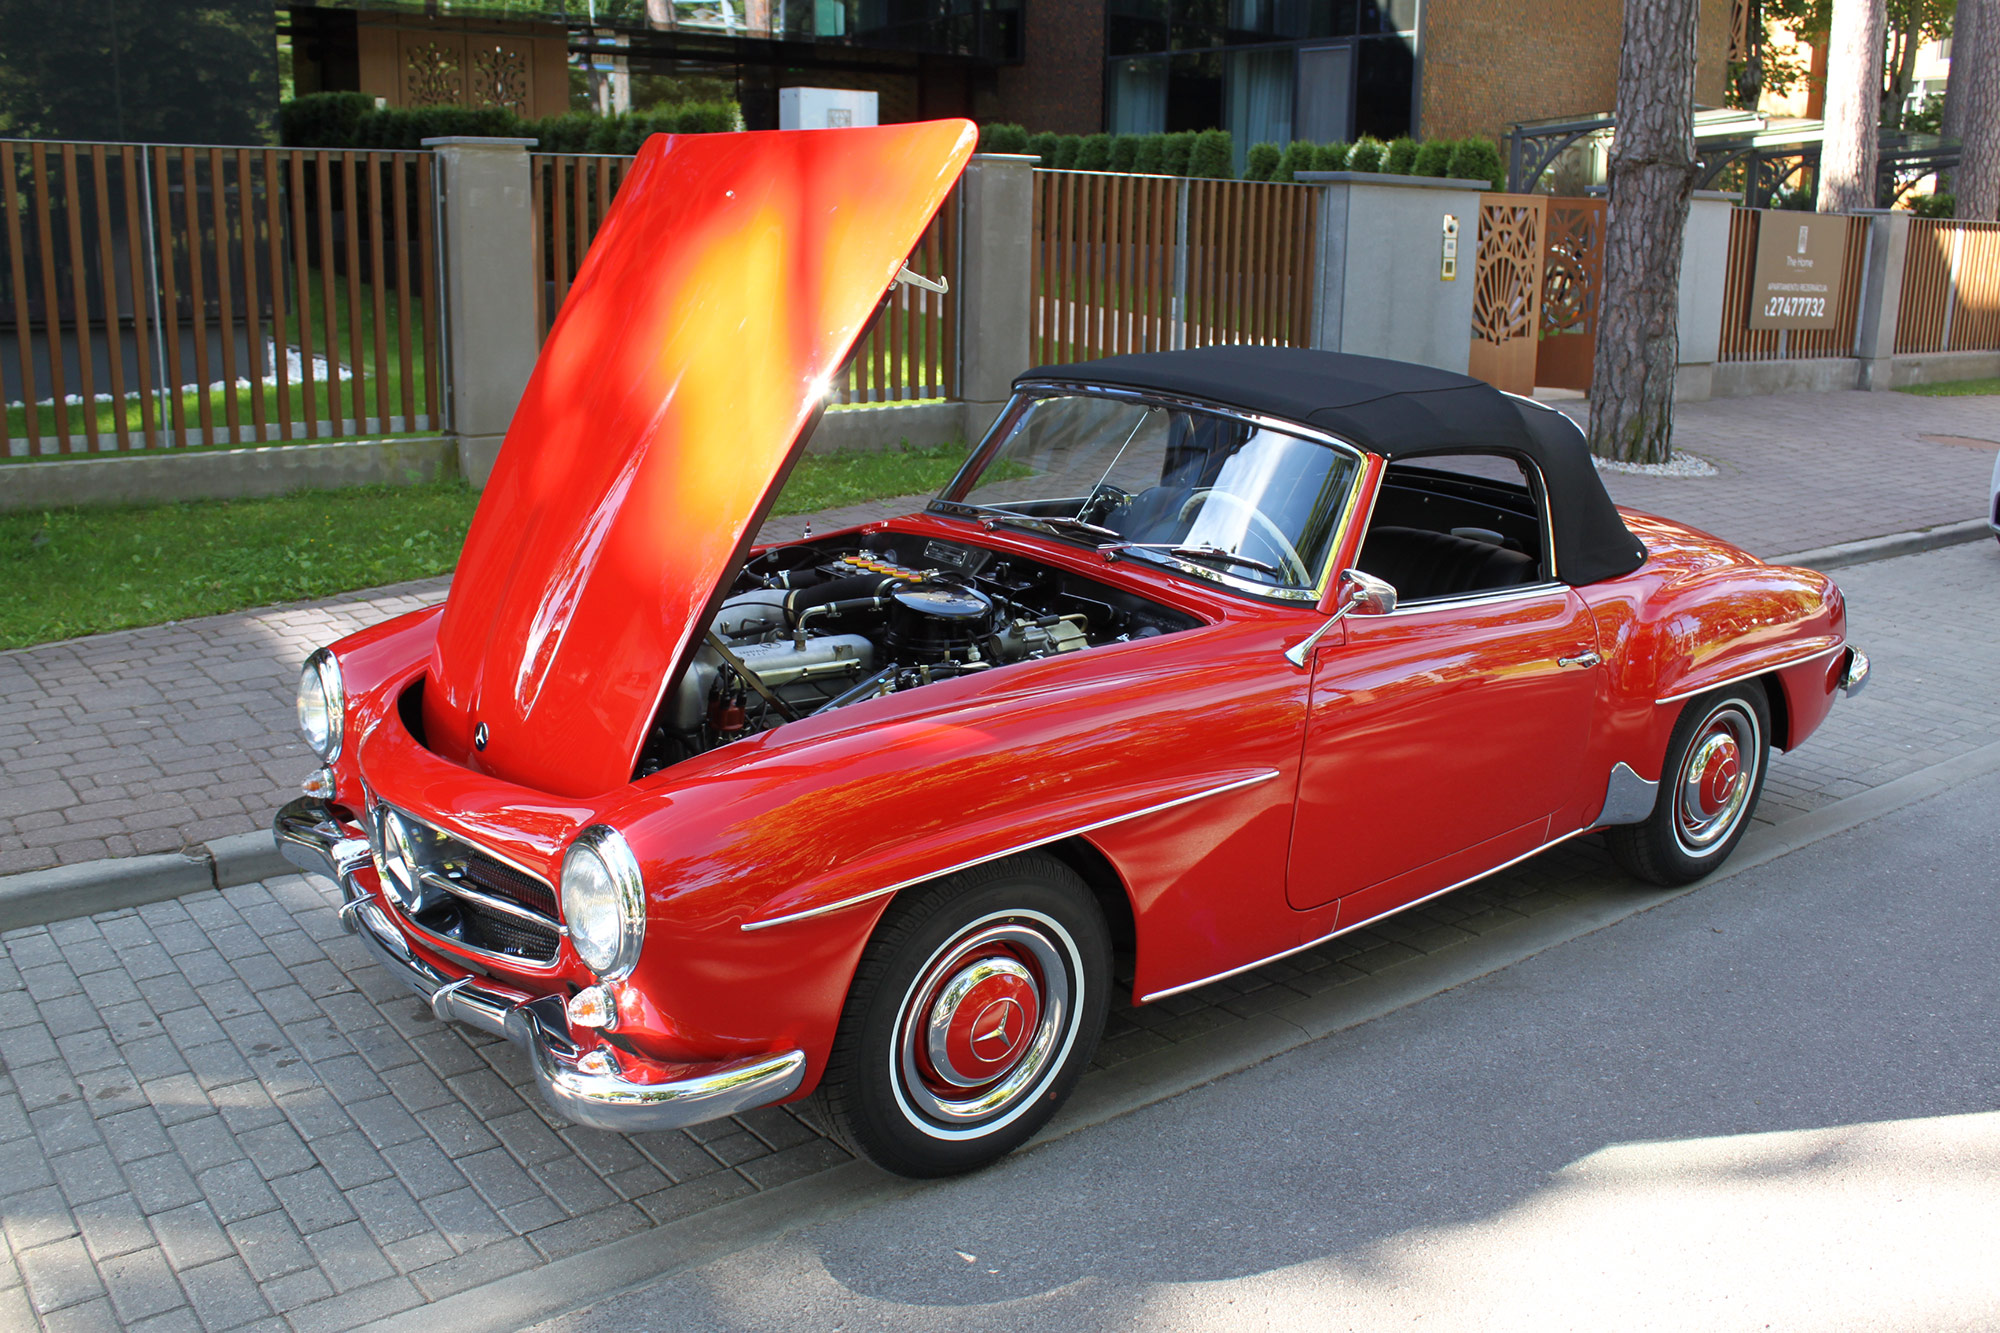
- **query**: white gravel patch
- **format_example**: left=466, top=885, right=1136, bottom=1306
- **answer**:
left=1592, top=451, right=1720, bottom=478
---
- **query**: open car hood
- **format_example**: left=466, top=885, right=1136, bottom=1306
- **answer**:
left=422, top=121, right=977, bottom=797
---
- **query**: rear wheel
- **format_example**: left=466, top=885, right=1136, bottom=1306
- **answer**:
left=816, top=852, right=1110, bottom=1178
left=1609, top=684, right=1770, bottom=886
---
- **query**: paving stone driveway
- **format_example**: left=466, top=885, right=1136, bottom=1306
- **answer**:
left=1, top=538, right=1996, bottom=1331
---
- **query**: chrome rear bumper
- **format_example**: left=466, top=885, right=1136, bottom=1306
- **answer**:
left=274, top=797, right=805, bottom=1134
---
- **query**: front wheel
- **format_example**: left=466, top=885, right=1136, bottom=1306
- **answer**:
left=815, top=852, right=1110, bottom=1178
left=1608, top=684, right=1770, bottom=886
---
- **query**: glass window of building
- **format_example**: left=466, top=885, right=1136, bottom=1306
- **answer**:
left=1105, top=0, right=1419, bottom=166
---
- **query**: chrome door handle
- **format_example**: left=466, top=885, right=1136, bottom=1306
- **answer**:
left=1557, top=651, right=1602, bottom=669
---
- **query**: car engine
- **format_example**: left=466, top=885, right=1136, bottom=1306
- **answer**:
left=634, top=531, right=1198, bottom=775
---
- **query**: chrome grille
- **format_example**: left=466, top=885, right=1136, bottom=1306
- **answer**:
left=367, top=805, right=563, bottom=966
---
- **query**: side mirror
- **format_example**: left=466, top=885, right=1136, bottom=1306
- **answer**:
left=1282, top=569, right=1400, bottom=668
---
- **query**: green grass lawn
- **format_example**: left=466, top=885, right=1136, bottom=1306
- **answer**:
left=6, top=267, right=434, bottom=450
left=0, top=442, right=969, bottom=650
left=1897, top=377, right=2000, bottom=397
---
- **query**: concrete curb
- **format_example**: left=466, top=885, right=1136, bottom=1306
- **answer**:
left=1770, top=517, right=1992, bottom=571
left=0, top=829, right=288, bottom=933
left=412, top=735, right=2000, bottom=1333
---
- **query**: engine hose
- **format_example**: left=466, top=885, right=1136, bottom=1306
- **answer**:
left=783, top=574, right=897, bottom=624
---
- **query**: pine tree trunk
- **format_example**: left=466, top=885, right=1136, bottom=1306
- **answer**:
left=1587, top=0, right=1699, bottom=466
left=1818, top=0, right=1887, bottom=211
left=1953, top=0, right=2000, bottom=219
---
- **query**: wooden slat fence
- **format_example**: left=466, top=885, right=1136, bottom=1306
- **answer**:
left=1031, top=169, right=1319, bottom=365
left=1716, top=208, right=1870, bottom=362
left=1894, top=217, right=2000, bottom=355
left=1, top=140, right=439, bottom=456
left=531, top=152, right=960, bottom=404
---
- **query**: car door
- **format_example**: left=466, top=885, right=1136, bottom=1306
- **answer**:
left=1284, top=582, right=1601, bottom=914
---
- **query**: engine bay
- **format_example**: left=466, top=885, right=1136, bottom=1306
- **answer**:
left=634, top=531, right=1200, bottom=775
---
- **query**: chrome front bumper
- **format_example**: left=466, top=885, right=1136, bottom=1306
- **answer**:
left=274, top=798, right=806, bottom=1134
left=1841, top=646, right=1870, bottom=698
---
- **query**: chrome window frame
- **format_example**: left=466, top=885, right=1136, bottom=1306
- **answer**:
left=933, top=383, right=1372, bottom=606
left=1358, top=447, right=1564, bottom=608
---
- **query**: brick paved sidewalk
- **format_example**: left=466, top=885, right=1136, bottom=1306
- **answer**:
left=1, top=539, right=1993, bottom=1333
left=3, top=388, right=1995, bottom=876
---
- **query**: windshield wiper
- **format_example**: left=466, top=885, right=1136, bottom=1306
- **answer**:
left=1096, top=542, right=1282, bottom=578
left=955, top=506, right=1123, bottom=542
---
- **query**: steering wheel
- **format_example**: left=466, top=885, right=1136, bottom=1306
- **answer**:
left=1176, top=489, right=1313, bottom=586
left=1082, top=481, right=1132, bottom=523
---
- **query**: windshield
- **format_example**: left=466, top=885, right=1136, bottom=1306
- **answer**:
left=933, top=391, right=1361, bottom=597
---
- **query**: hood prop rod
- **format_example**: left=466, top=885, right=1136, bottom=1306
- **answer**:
left=704, top=630, right=802, bottom=724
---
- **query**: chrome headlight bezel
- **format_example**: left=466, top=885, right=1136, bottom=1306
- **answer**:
left=297, top=648, right=345, bottom=763
left=560, top=826, right=646, bottom=981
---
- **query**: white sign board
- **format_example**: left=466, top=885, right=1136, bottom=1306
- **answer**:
left=778, top=88, right=879, bottom=131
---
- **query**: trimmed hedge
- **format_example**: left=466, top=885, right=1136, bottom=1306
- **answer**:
left=1346, top=136, right=1385, bottom=173
left=1187, top=130, right=1234, bottom=179
left=1313, top=142, right=1351, bottom=171
left=1445, top=136, right=1505, bottom=192
left=1410, top=137, right=1455, bottom=179
left=979, top=122, right=1029, bottom=153
left=1381, top=136, right=1419, bottom=175
left=278, top=91, right=741, bottom=152
left=1245, top=142, right=1282, bottom=182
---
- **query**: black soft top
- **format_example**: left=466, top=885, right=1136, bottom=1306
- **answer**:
left=1019, top=346, right=1648, bottom=587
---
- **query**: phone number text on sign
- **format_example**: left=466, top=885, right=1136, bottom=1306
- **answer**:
left=1761, top=294, right=1828, bottom=320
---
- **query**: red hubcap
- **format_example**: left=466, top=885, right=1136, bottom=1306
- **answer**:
left=918, top=953, right=1043, bottom=1092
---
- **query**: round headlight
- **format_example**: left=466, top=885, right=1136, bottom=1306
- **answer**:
left=561, top=826, right=645, bottom=980
left=297, top=648, right=345, bottom=762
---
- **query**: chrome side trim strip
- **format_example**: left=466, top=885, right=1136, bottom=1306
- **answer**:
left=1384, top=581, right=1569, bottom=616
left=1139, top=824, right=1592, bottom=1003
left=740, top=769, right=1285, bottom=932
left=1589, top=761, right=1660, bottom=829
left=1654, top=641, right=1845, bottom=707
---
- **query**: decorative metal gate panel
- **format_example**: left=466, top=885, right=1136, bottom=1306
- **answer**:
left=1534, top=197, right=1605, bottom=391
left=1467, top=193, right=1545, bottom=396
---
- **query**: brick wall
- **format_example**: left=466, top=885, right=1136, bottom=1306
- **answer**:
left=1420, top=0, right=1739, bottom=143
left=971, top=0, right=1105, bottom=132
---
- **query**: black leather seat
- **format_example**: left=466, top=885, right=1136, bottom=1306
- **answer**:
left=1356, top=525, right=1539, bottom=601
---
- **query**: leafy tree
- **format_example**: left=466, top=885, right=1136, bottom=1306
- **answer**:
left=1818, top=0, right=1887, bottom=210
left=1588, top=0, right=1700, bottom=464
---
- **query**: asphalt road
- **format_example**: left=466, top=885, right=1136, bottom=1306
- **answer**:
left=534, top=766, right=2000, bottom=1333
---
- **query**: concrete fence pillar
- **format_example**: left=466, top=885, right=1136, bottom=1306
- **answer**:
left=953, top=154, right=1038, bottom=443
left=1853, top=209, right=1912, bottom=391
left=1673, top=191, right=1738, bottom=402
left=423, top=136, right=541, bottom=486
left=1300, top=171, right=1485, bottom=374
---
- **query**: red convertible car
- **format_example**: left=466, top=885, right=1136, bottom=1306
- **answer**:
left=276, top=120, right=1867, bottom=1177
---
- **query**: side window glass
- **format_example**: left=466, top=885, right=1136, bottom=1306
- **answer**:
left=1357, top=453, right=1550, bottom=603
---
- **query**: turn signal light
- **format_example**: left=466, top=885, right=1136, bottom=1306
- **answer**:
left=566, top=985, right=618, bottom=1030
left=577, top=1048, right=617, bottom=1077
left=301, top=767, right=336, bottom=799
